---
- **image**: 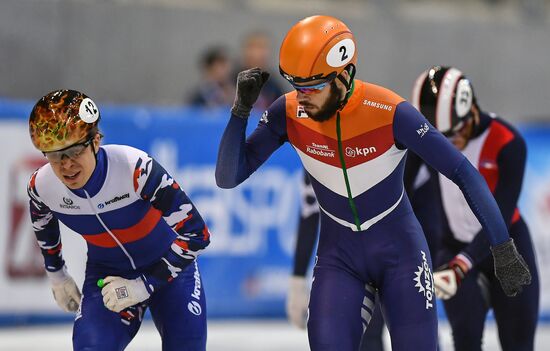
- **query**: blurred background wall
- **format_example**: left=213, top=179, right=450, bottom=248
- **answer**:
left=1, top=0, right=550, bottom=330
left=1, top=0, right=549, bottom=121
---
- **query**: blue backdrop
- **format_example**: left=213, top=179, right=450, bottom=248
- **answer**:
left=0, top=99, right=304, bottom=319
left=2, top=98, right=550, bottom=323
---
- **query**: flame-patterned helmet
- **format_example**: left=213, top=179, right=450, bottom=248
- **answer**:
left=29, top=89, right=100, bottom=152
left=279, top=15, right=357, bottom=85
left=411, top=66, right=477, bottom=135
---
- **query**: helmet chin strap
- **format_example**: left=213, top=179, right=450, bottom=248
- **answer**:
left=336, top=64, right=356, bottom=111
left=469, top=105, right=482, bottom=138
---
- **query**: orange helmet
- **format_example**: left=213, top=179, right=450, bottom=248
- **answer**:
left=29, top=89, right=100, bottom=152
left=279, top=15, right=357, bottom=84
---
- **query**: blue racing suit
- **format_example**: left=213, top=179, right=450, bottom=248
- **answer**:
left=407, top=112, right=540, bottom=351
left=28, top=145, right=210, bottom=351
left=216, top=80, right=512, bottom=351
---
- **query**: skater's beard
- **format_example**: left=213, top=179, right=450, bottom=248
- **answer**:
left=303, top=81, right=343, bottom=122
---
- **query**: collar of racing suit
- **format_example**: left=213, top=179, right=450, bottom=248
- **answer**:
left=70, top=147, right=108, bottom=198
left=471, top=111, right=492, bottom=139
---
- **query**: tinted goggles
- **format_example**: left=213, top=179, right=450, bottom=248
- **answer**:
left=292, top=79, right=332, bottom=95
left=44, top=137, right=94, bottom=163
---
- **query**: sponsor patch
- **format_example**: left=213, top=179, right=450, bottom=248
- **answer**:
left=416, top=123, right=430, bottom=138
left=188, top=300, right=202, bottom=316
left=413, top=250, right=435, bottom=310
left=260, top=110, right=269, bottom=124
left=345, top=146, right=377, bottom=158
left=297, top=106, right=308, bottom=119
left=363, top=99, right=393, bottom=111
left=306, top=143, right=335, bottom=158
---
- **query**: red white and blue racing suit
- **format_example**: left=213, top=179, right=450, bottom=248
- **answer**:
left=216, top=80, right=511, bottom=351
left=406, top=112, right=540, bottom=351
left=28, top=145, right=210, bottom=351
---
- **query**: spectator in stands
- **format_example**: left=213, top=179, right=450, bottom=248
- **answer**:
left=235, top=31, right=286, bottom=111
left=188, top=45, right=235, bottom=108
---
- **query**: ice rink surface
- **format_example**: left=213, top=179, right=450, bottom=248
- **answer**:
left=1, top=320, right=549, bottom=350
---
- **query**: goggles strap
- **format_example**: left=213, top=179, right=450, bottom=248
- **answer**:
left=337, top=64, right=356, bottom=111
left=89, top=134, right=100, bottom=166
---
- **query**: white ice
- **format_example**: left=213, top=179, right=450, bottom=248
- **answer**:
left=1, top=320, right=549, bottom=350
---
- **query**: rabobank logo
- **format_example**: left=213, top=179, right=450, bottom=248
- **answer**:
left=306, top=143, right=335, bottom=158
left=345, top=146, right=377, bottom=158
left=188, top=300, right=202, bottom=316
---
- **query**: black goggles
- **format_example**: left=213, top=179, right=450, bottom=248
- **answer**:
left=43, top=137, right=94, bottom=163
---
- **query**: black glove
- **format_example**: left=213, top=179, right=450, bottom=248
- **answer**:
left=491, top=238, right=531, bottom=297
left=231, top=67, right=270, bottom=119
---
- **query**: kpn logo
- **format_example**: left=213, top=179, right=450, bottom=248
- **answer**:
left=413, top=250, right=435, bottom=310
left=345, top=146, right=377, bottom=158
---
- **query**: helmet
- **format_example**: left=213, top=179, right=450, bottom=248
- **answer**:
left=29, top=89, right=100, bottom=152
left=411, top=66, right=476, bottom=135
left=279, top=15, right=357, bottom=85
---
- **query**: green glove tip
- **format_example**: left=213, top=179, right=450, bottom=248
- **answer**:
left=97, top=278, right=105, bottom=288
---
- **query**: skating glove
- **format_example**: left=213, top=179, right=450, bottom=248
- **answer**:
left=286, top=275, right=310, bottom=329
left=101, top=276, right=150, bottom=313
left=491, top=238, right=531, bottom=297
left=47, top=266, right=81, bottom=312
left=231, top=67, right=270, bottom=119
left=433, top=254, right=471, bottom=300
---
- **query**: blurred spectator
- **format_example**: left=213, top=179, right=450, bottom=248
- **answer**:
left=188, top=46, right=235, bottom=107
left=235, top=31, right=285, bottom=111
